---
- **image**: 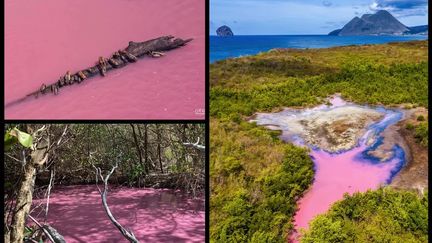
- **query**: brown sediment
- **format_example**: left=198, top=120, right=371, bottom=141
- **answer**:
left=367, top=122, right=409, bottom=162
left=390, top=107, right=428, bottom=194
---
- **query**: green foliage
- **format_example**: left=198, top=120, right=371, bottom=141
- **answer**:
left=12, top=128, right=33, bottom=148
left=4, top=131, right=18, bottom=151
left=4, top=128, right=33, bottom=150
left=414, top=122, right=428, bottom=147
left=210, top=120, right=313, bottom=242
left=211, top=41, right=428, bottom=119
left=127, top=163, right=145, bottom=183
left=406, top=123, right=415, bottom=130
left=301, top=188, right=428, bottom=243
left=417, top=115, right=425, bottom=121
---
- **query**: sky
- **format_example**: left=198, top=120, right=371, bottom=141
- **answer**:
left=210, top=0, right=428, bottom=35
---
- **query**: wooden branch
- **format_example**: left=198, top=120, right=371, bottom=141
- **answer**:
left=44, top=169, right=54, bottom=222
left=183, top=137, right=205, bottom=151
left=5, top=36, right=192, bottom=108
left=4, top=153, right=23, bottom=163
left=93, top=162, right=140, bottom=243
left=28, top=214, right=66, bottom=243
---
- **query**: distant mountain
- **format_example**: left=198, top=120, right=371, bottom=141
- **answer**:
left=216, top=25, right=234, bottom=37
left=404, top=25, right=428, bottom=35
left=329, top=10, right=427, bottom=36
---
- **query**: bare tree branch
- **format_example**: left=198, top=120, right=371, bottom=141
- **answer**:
left=93, top=162, right=140, bottom=243
left=183, top=137, right=205, bottom=151
left=44, top=169, right=55, bottom=222
left=4, top=153, right=23, bottom=163
left=27, top=214, right=66, bottom=243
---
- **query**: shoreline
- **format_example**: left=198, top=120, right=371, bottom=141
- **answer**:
left=210, top=38, right=428, bottom=63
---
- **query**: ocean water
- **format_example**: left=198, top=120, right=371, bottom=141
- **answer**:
left=210, top=35, right=427, bottom=63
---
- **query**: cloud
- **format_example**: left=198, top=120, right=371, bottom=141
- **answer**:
left=369, top=0, right=427, bottom=17
left=369, top=0, right=427, bottom=11
left=322, top=1, right=332, bottom=7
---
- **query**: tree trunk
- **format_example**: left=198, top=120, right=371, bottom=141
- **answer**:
left=130, top=124, right=144, bottom=171
left=156, top=125, right=164, bottom=174
left=10, top=159, right=37, bottom=243
left=10, top=126, right=49, bottom=243
left=143, top=125, right=149, bottom=174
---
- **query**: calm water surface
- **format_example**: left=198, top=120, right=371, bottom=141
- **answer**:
left=6, top=0, right=204, bottom=119
left=31, top=185, right=204, bottom=242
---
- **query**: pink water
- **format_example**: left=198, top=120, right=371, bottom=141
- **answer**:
left=5, top=0, right=204, bottom=119
left=253, top=97, right=406, bottom=242
left=30, top=185, right=204, bottom=242
left=292, top=146, right=399, bottom=236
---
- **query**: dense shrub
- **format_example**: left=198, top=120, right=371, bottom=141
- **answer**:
left=301, top=188, right=428, bottom=243
left=414, top=122, right=428, bottom=147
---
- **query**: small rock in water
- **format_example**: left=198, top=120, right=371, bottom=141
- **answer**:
left=216, top=25, right=234, bottom=36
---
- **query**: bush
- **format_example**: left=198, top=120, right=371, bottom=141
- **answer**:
left=414, top=122, right=428, bottom=146
left=405, top=123, right=415, bottom=130
left=301, top=188, right=428, bottom=243
left=417, top=115, right=425, bottom=121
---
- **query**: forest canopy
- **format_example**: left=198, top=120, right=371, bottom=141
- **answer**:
left=301, top=188, right=428, bottom=243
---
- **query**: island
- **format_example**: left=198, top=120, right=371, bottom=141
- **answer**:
left=216, top=25, right=234, bottom=36
left=329, top=10, right=428, bottom=36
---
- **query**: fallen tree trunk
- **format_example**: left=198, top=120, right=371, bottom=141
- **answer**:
left=6, top=36, right=192, bottom=108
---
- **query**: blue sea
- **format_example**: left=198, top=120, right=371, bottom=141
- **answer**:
left=210, top=35, right=428, bottom=63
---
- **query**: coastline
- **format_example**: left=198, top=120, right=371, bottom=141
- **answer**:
left=210, top=35, right=428, bottom=63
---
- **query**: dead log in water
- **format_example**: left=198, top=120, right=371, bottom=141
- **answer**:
left=5, top=36, right=192, bottom=108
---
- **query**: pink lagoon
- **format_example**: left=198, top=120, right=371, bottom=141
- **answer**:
left=30, top=185, right=204, bottom=242
left=252, top=97, right=406, bottom=242
left=5, top=0, right=204, bottom=119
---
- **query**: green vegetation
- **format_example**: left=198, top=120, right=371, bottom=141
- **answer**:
left=414, top=122, right=428, bottom=147
left=406, top=123, right=415, bottom=130
left=210, top=41, right=428, bottom=242
left=211, top=41, right=428, bottom=119
left=417, top=115, right=425, bottom=121
left=210, top=120, right=313, bottom=242
left=301, top=188, right=428, bottom=243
